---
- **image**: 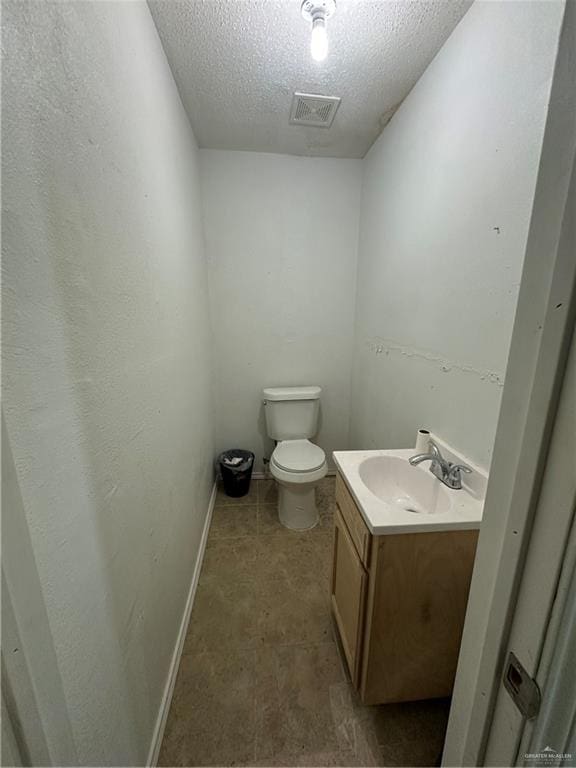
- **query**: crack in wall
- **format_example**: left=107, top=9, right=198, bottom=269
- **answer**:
left=364, top=337, right=505, bottom=387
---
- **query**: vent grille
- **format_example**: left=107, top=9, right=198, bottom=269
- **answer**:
left=289, top=92, right=341, bottom=128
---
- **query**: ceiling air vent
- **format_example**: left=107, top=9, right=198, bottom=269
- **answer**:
left=289, top=92, right=341, bottom=128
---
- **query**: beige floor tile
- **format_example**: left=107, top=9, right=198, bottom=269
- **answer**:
left=158, top=650, right=257, bottom=767
left=329, top=682, right=384, bottom=766
left=257, top=574, right=333, bottom=646
left=210, top=504, right=258, bottom=539
left=330, top=681, right=448, bottom=767
left=257, top=502, right=288, bottom=535
left=201, top=536, right=259, bottom=581
left=371, top=698, right=449, bottom=766
left=317, top=476, right=336, bottom=512
left=254, top=643, right=346, bottom=762
left=250, top=748, right=367, bottom=766
left=319, top=505, right=335, bottom=532
left=257, top=477, right=279, bottom=505
left=203, top=531, right=332, bottom=583
left=257, top=532, right=334, bottom=582
left=258, top=503, right=333, bottom=536
left=184, top=571, right=333, bottom=655
left=377, top=740, right=443, bottom=767
left=182, top=575, right=261, bottom=654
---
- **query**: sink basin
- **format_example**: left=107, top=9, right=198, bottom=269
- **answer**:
left=358, top=455, right=451, bottom=515
left=333, top=442, right=486, bottom=535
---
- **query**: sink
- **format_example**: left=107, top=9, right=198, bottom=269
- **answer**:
left=333, top=439, right=486, bottom=535
left=358, top=455, right=451, bottom=515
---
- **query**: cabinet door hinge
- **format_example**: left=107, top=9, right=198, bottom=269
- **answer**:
left=503, top=651, right=541, bottom=719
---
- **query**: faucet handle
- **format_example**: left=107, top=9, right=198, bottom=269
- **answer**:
left=444, top=462, right=473, bottom=490
left=450, top=463, right=472, bottom=475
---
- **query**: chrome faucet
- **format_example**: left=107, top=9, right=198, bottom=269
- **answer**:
left=409, top=439, right=472, bottom=490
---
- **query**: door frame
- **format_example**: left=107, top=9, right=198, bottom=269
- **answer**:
left=485, top=322, right=576, bottom=766
left=1, top=416, right=78, bottom=766
left=442, top=1, right=576, bottom=764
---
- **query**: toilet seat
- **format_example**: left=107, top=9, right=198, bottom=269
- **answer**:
left=272, top=439, right=325, bottom=473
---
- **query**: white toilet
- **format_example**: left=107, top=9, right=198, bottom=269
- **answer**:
left=263, top=386, right=327, bottom=530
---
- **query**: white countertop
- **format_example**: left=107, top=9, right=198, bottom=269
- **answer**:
left=332, top=446, right=485, bottom=536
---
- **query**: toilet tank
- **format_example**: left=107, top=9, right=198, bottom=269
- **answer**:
left=263, top=386, right=321, bottom=441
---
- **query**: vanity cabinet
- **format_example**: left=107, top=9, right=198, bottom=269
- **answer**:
left=331, top=472, right=478, bottom=705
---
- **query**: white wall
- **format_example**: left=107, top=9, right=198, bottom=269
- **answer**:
left=350, top=0, right=561, bottom=469
left=200, top=150, right=362, bottom=472
left=2, top=2, right=214, bottom=765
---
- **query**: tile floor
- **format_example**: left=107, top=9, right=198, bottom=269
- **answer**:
left=159, top=477, right=450, bottom=767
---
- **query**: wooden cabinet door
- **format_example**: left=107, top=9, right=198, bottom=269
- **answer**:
left=331, top=506, right=368, bottom=685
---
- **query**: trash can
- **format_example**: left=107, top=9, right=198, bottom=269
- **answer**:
left=218, top=449, right=255, bottom=498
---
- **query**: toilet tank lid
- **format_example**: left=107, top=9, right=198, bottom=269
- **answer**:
left=263, top=386, right=321, bottom=402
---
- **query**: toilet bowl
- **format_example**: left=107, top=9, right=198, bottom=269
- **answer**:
left=270, top=439, right=327, bottom=530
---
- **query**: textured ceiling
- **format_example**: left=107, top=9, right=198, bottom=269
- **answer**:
left=149, top=0, right=471, bottom=158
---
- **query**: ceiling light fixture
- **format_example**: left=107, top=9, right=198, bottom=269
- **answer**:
left=301, top=0, right=336, bottom=63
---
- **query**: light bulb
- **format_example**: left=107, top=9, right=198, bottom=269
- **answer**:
left=311, top=16, right=328, bottom=62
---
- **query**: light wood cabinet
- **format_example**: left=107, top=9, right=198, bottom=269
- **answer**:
left=331, top=508, right=368, bottom=685
left=331, top=471, right=478, bottom=705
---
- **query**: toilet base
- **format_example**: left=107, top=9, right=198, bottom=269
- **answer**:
left=278, top=481, right=319, bottom=530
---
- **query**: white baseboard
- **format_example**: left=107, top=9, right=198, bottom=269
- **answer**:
left=147, top=481, right=217, bottom=767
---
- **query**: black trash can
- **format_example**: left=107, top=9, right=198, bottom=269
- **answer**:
left=218, top=449, right=255, bottom=498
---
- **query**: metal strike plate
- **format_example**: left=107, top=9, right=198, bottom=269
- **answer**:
left=503, top=651, right=541, bottom=719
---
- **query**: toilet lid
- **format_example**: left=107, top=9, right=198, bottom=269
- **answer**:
left=273, top=440, right=325, bottom=472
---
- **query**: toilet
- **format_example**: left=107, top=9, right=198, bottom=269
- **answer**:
left=263, top=386, right=327, bottom=530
